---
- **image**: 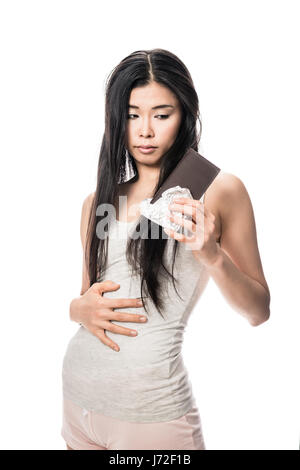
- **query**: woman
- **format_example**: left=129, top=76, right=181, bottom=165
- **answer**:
left=61, top=48, right=271, bottom=450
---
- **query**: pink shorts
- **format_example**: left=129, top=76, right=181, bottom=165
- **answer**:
left=61, top=396, right=206, bottom=450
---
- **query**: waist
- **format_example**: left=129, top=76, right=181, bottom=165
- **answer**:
left=62, top=327, right=194, bottom=422
left=62, top=325, right=185, bottom=378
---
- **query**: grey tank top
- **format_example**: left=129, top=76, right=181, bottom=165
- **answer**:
left=62, top=192, right=211, bottom=422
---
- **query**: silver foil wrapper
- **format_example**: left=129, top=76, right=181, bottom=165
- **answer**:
left=139, top=186, right=193, bottom=233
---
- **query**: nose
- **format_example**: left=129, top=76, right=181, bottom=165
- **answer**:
left=139, top=117, right=154, bottom=137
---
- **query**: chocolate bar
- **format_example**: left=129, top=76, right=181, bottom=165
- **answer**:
left=150, top=147, right=221, bottom=205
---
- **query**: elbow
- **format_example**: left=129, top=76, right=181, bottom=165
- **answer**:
left=250, top=307, right=270, bottom=327
left=250, top=291, right=271, bottom=327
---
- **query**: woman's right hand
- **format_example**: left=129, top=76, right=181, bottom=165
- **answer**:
left=69, top=279, right=147, bottom=352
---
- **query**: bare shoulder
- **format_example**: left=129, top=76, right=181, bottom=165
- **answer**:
left=206, top=170, right=248, bottom=212
left=205, top=171, right=249, bottom=242
left=80, top=191, right=96, bottom=248
left=83, top=191, right=96, bottom=209
left=208, top=170, right=245, bottom=196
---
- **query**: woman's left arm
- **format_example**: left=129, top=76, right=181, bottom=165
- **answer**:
left=166, top=173, right=270, bottom=327
left=206, top=173, right=270, bottom=326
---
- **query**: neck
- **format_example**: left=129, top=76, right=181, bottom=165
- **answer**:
left=134, top=163, right=161, bottom=185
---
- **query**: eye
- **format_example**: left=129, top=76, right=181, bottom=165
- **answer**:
left=126, top=114, right=170, bottom=120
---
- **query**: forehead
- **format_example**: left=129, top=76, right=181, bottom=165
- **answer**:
left=129, top=82, right=178, bottom=108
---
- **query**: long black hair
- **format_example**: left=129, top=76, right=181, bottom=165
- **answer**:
left=85, top=48, right=202, bottom=319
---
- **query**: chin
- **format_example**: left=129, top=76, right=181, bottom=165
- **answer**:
left=138, top=157, right=162, bottom=165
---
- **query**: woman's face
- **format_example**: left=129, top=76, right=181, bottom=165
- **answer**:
left=125, top=81, right=182, bottom=168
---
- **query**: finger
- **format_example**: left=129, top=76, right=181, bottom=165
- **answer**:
left=104, top=297, right=144, bottom=309
left=208, top=211, right=216, bottom=221
left=167, top=213, right=197, bottom=234
left=164, top=226, right=190, bottom=242
left=101, top=320, right=138, bottom=337
left=165, top=210, right=206, bottom=240
left=169, top=202, right=204, bottom=219
left=95, top=280, right=120, bottom=294
left=95, top=329, right=120, bottom=352
left=107, top=311, right=148, bottom=323
left=169, top=205, right=205, bottom=227
left=172, top=198, right=205, bottom=208
left=172, top=197, right=194, bottom=204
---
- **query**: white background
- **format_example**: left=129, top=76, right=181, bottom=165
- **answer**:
left=0, top=0, right=299, bottom=450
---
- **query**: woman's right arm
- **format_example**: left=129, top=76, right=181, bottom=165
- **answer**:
left=68, top=192, right=147, bottom=351
left=69, top=191, right=95, bottom=322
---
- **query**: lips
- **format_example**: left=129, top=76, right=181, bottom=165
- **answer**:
left=138, top=146, right=157, bottom=149
left=137, top=146, right=157, bottom=154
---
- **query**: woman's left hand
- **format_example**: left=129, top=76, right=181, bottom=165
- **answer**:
left=164, top=197, right=221, bottom=267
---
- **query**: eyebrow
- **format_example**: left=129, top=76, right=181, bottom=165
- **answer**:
left=128, top=104, right=175, bottom=110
